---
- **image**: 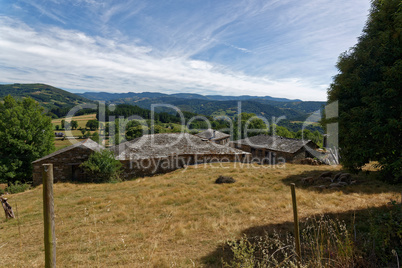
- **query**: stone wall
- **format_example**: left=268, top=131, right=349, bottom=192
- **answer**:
left=33, top=147, right=250, bottom=184
left=120, top=153, right=249, bottom=179
left=32, top=146, right=94, bottom=185
left=214, top=137, right=230, bottom=145
left=231, top=143, right=309, bottom=164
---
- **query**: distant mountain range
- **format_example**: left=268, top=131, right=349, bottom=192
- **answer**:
left=78, top=91, right=302, bottom=102
left=78, top=91, right=325, bottom=121
left=0, top=83, right=326, bottom=121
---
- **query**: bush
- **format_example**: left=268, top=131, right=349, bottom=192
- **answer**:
left=4, top=181, right=31, bottom=194
left=80, top=150, right=122, bottom=183
left=363, top=203, right=402, bottom=265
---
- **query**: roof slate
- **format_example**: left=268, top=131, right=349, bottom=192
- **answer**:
left=231, top=135, right=317, bottom=154
left=32, top=138, right=104, bottom=163
left=111, top=133, right=249, bottom=160
left=195, top=129, right=230, bottom=141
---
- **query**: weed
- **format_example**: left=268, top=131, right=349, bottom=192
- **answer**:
left=225, top=211, right=401, bottom=267
left=4, top=181, right=31, bottom=194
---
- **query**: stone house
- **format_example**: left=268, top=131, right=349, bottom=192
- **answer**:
left=32, top=139, right=104, bottom=185
left=32, top=134, right=250, bottom=184
left=111, top=133, right=249, bottom=178
left=195, top=129, right=230, bottom=145
left=230, top=135, right=319, bottom=164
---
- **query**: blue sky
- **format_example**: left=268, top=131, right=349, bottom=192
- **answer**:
left=0, top=0, right=371, bottom=100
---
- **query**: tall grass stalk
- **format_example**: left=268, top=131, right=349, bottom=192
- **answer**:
left=225, top=215, right=356, bottom=267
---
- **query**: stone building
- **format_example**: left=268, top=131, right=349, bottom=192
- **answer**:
left=32, top=134, right=250, bottom=184
left=230, top=135, right=319, bottom=164
left=32, top=139, right=104, bottom=185
left=195, top=129, right=230, bottom=145
left=111, top=133, right=249, bottom=178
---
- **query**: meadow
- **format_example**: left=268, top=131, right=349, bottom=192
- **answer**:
left=1, top=163, right=400, bottom=267
left=52, top=113, right=97, bottom=130
left=52, top=114, right=98, bottom=150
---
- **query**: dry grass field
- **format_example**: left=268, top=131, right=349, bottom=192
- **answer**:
left=1, top=163, right=400, bottom=267
left=52, top=113, right=97, bottom=130
left=52, top=114, right=99, bottom=150
left=54, top=138, right=82, bottom=150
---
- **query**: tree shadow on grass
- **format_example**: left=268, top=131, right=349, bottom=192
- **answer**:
left=281, top=169, right=402, bottom=195
left=201, top=204, right=402, bottom=267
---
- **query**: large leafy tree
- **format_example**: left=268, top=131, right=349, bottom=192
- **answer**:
left=328, top=0, right=401, bottom=182
left=86, top=119, right=99, bottom=131
left=71, top=120, right=78, bottom=130
left=235, top=113, right=269, bottom=140
left=0, top=96, right=55, bottom=183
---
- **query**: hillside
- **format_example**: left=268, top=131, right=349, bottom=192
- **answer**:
left=79, top=91, right=303, bottom=102
left=80, top=92, right=325, bottom=121
left=1, top=163, right=400, bottom=267
left=0, top=83, right=325, bottom=122
left=0, top=83, right=92, bottom=110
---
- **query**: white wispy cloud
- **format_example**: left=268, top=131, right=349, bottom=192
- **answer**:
left=0, top=16, right=326, bottom=100
left=21, top=0, right=66, bottom=24
left=0, top=0, right=371, bottom=100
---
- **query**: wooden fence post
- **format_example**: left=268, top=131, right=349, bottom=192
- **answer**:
left=290, top=183, right=302, bottom=265
left=1, top=196, right=15, bottom=219
left=42, top=164, right=56, bottom=268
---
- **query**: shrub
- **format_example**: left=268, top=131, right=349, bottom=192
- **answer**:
left=224, top=232, right=299, bottom=267
left=80, top=150, right=122, bottom=183
left=224, top=235, right=256, bottom=268
left=363, top=203, right=402, bottom=265
left=5, top=181, right=31, bottom=194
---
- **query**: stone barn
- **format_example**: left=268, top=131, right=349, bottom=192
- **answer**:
left=195, top=129, right=230, bottom=145
left=231, top=135, right=319, bottom=164
left=32, top=139, right=104, bottom=185
left=111, top=133, right=250, bottom=178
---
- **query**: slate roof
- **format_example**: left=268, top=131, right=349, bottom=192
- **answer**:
left=231, top=135, right=318, bottom=154
left=32, top=138, right=104, bottom=163
left=195, top=129, right=230, bottom=141
left=111, top=133, right=249, bottom=160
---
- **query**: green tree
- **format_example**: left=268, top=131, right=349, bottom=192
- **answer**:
left=91, top=132, right=100, bottom=144
left=61, top=119, right=65, bottom=129
left=80, top=150, right=122, bottom=183
left=71, top=120, right=78, bottom=130
left=327, top=0, right=401, bottom=182
left=86, top=120, right=99, bottom=131
left=126, top=125, right=149, bottom=140
left=235, top=113, right=269, bottom=139
left=0, top=96, right=55, bottom=183
left=55, top=125, right=60, bottom=130
left=295, top=129, right=323, bottom=146
left=273, top=125, right=294, bottom=138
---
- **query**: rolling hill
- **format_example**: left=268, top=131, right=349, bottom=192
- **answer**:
left=79, top=91, right=325, bottom=121
left=0, top=83, right=92, bottom=110
left=78, top=91, right=303, bottom=102
left=0, top=83, right=326, bottom=123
